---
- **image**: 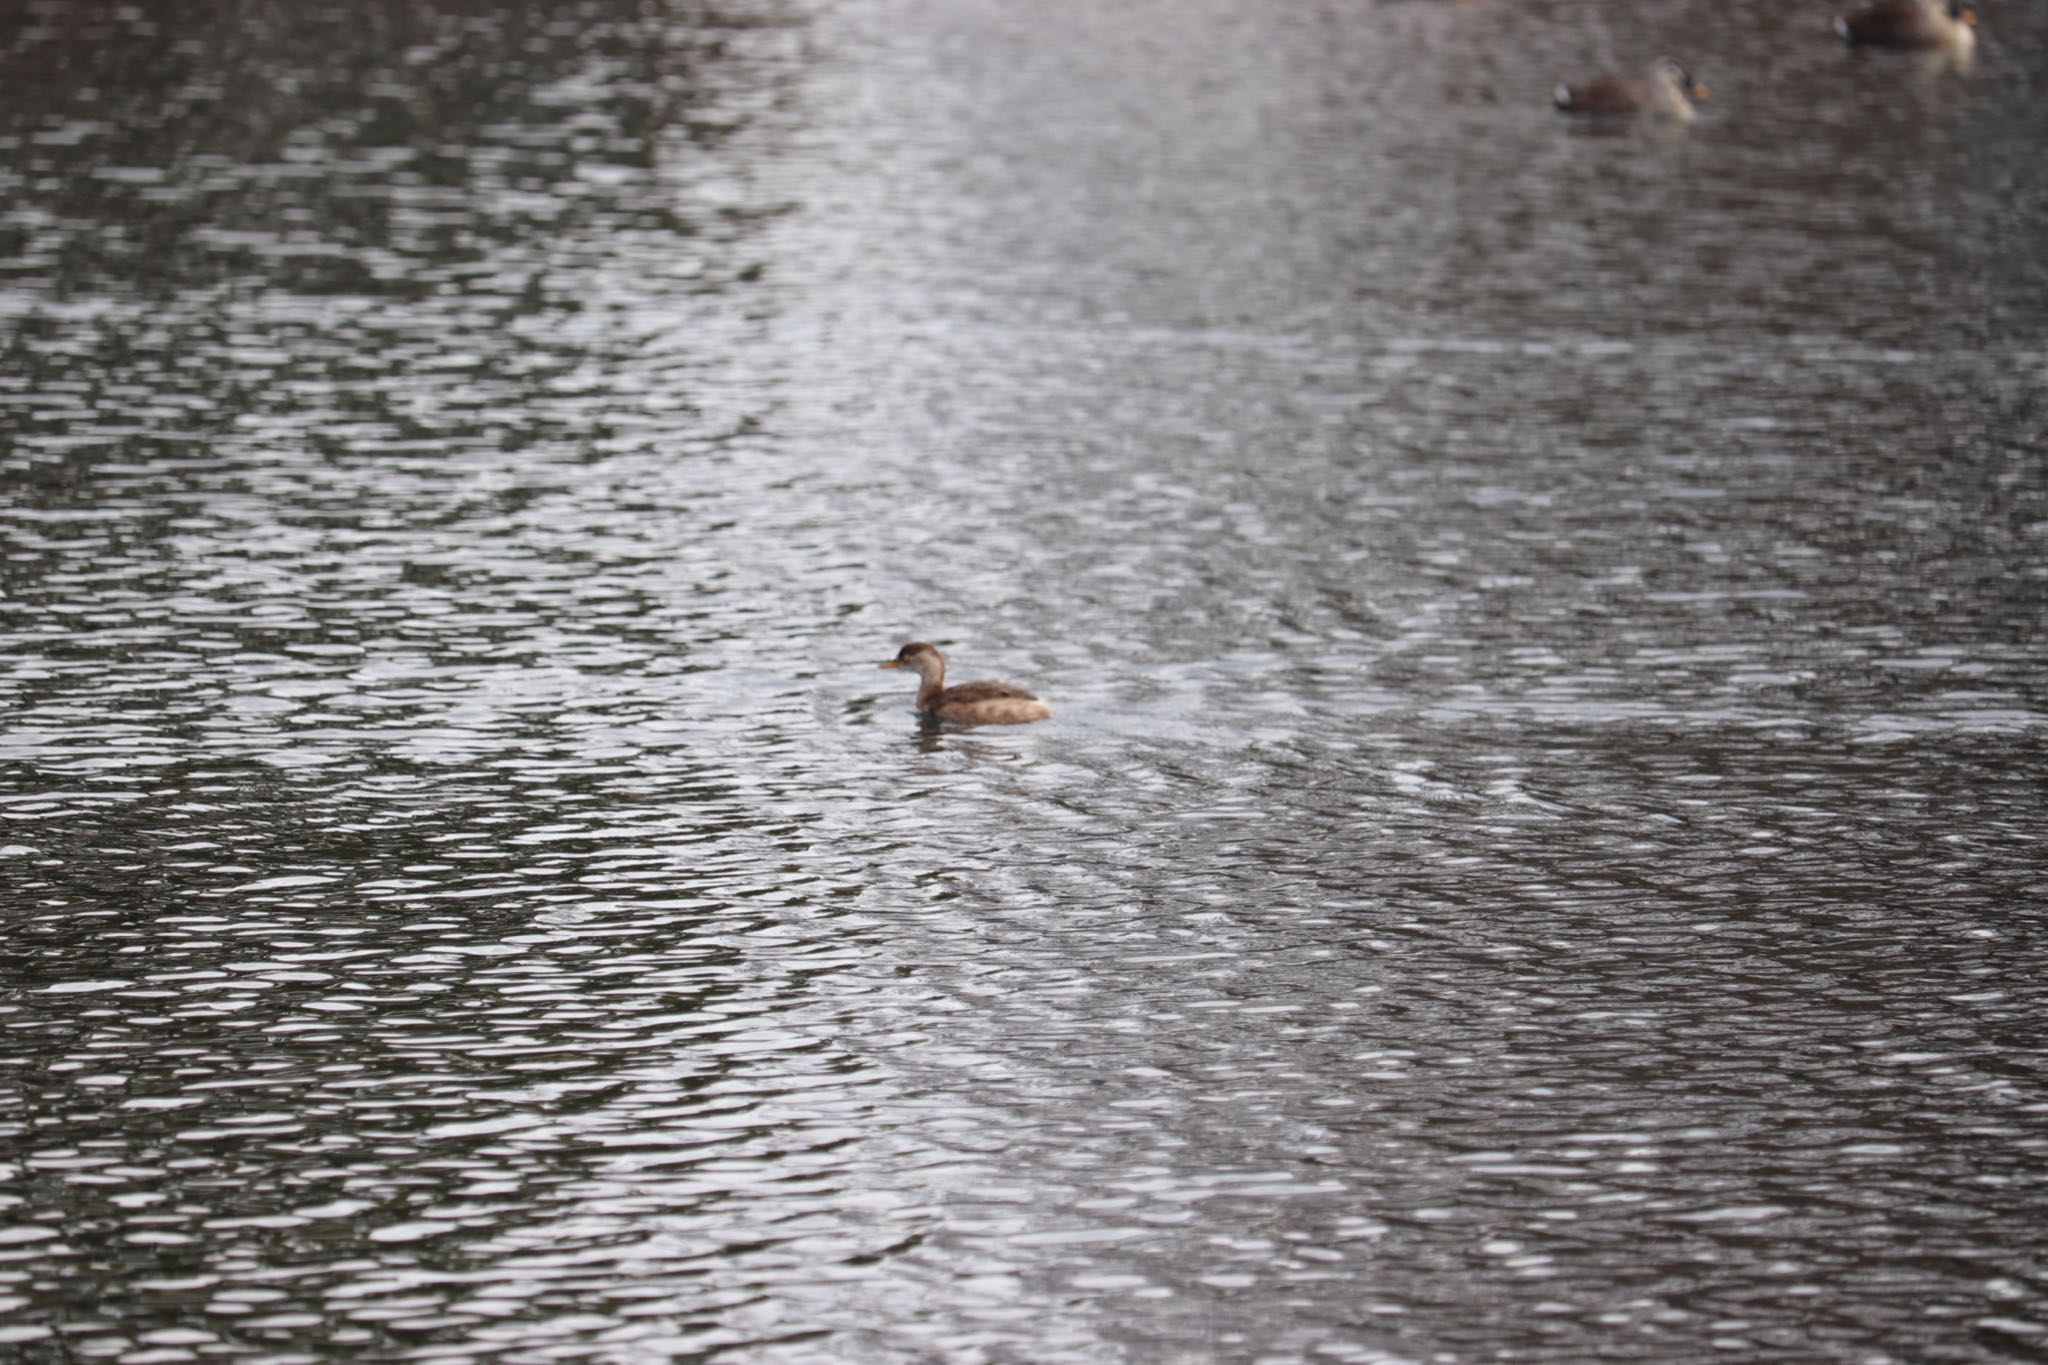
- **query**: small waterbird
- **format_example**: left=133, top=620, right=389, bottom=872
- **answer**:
left=1835, top=0, right=1977, bottom=53
left=1554, top=58, right=1708, bottom=120
left=877, top=642, right=1052, bottom=725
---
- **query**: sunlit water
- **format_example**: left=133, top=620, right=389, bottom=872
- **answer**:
left=4, top=0, right=2046, bottom=1360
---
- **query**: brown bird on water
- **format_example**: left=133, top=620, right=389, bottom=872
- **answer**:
left=1554, top=58, right=1709, bottom=121
left=877, top=642, right=1052, bottom=725
left=1835, top=0, right=1977, bottom=52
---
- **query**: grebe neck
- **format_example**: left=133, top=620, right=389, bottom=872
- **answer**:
left=915, top=659, right=947, bottom=711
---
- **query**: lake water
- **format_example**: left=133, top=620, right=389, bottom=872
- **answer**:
left=3, top=0, right=2046, bottom=1360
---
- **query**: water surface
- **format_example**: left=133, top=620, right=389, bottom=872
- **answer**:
left=4, top=0, right=2047, bottom=1360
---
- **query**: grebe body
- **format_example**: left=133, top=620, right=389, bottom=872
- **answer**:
left=1555, top=58, right=1708, bottom=120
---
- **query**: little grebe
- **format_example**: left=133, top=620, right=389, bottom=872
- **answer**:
left=878, top=642, right=1051, bottom=725
left=1835, top=0, right=1976, bottom=53
left=1554, top=58, right=1708, bottom=120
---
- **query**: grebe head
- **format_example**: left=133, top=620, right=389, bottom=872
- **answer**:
left=878, top=641, right=945, bottom=680
left=1653, top=57, right=1707, bottom=102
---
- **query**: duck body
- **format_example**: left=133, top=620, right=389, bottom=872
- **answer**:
left=879, top=642, right=1051, bottom=725
left=1836, top=0, right=1976, bottom=51
left=1554, top=58, right=1707, bottom=120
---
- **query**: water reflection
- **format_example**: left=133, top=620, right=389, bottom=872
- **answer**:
left=5, top=0, right=2048, bottom=1359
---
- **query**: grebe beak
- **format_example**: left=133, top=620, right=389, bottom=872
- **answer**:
left=878, top=660, right=902, bottom=670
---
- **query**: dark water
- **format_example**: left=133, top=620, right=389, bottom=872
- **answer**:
left=4, top=0, right=2047, bottom=1360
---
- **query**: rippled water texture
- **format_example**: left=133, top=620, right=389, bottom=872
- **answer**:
left=4, top=0, right=2047, bottom=1359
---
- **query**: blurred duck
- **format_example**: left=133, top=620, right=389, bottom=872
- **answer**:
left=1835, top=0, right=1977, bottom=52
left=878, top=642, right=1052, bottom=725
left=1554, top=58, right=1708, bottom=120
